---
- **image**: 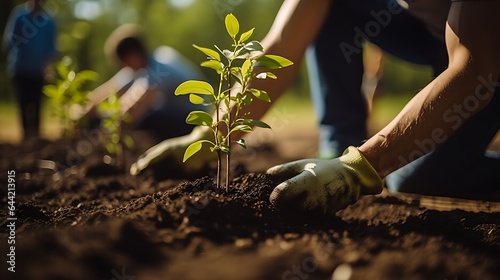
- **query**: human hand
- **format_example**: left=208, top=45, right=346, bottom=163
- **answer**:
left=130, top=126, right=215, bottom=175
left=267, top=146, right=383, bottom=215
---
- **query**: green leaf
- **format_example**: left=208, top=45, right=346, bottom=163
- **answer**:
left=234, top=118, right=271, bottom=129
left=193, top=44, right=221, bottom=61
left=220, top=145, right=230, bottom=154
left=234, top=41, right=263, bottom=59
left=243, top=41, right=263, bottom=52
left=225, top=13, right=239, bottom=38
left=77, top=70, right=99, bottom=82
left=254, top=55, right=294, bottom=69
left=236, top=139, right=246, bottom=149
left=175, top=80, right=214, bottom=96
left=249, top=88, right=271, bottom=102
left=123, top=134, right=135, bottom=148
left=189, top=94, right=206, bottom=105
left=235, top=50, right=262, bottom=60
left=250, top=119, right=271, bottom=129
left=231, top=124, right=252, bottom=133
left=256, top=72, right=277, bottom=79
left=201, top=60, right=223, bottom=73
left=186, top=111, right=213, bottom=126
left=43, top=85, right=59, bottom=98
left=56, top=62, right=69, bottom=79
left=111, top=133, right=120, bottom=144
left=101, top=118, right=115, bottom=130
left=183, top=140, right=213, bottom=162
left=239, top=28, right=254, bottom=43
left=241, top=94, right=253, bottom=105
left=222, top=49, right=233, bottom=59
left=183, top=141, right=202, bottom=162
left=106, top=142, right=117, bottom=155
left=67, top=70, right=76, bottom=82
left=230, top=71, right=243, bottom=85
left=241, top=59, right=252, bottom=79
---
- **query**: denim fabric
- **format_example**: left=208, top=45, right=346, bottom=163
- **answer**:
left=386, top=78, right=500, bottom=198
left=308, top=0, right=448, bottom=157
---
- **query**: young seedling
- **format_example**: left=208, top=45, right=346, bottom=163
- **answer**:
left=97, top=93, right=134, bottom=169
left=175, top=14, right=293, bottom=191
left=43, top=56, right=98, bottom=137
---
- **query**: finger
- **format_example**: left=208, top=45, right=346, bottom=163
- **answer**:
left=130, top=140, right=178, bottom=175
left=266, top=159, right=312, bottom=185
left=269, top=171, right=313, bottom=208
left=129, top=151, right=151, bottom=175
left=129, top=162, right=141, bottom=175
left=129, top=150, right=155, bottom=175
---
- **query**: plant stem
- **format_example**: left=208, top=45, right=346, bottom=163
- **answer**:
left=226, top=108, right=230, bottom=192
left=116, top=119, right=123, bottom=169
left=215, top=70, right=225, bottom=190
left=225, top=43, right=237, bottom=192
left=226, top=151, right=229, bottom=193
left=217, top=149, right=221, bottom=189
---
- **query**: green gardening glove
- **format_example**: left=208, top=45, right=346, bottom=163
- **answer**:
left=267, top=146, right=383, bottom=215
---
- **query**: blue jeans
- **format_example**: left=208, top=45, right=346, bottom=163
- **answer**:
left=307, top=0, right=448, bottom=157
left=386, top=79, right=500, bottom=198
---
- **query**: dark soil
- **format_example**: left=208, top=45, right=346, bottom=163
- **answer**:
left=1, top=134, right=500, bottom=280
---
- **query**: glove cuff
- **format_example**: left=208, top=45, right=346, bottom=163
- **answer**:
left=340, top=146, right=383, bottom=195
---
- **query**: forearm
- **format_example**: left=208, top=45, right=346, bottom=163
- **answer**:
left=83, top=67, right=137, bottom=117
left=209, top=0, right=331, bottom=137
left=253, top=0, right=332, bottom=115
left=119, top=77, right=151, bottom=117
left=83, top=80, right=119, bottom=116
left=360, top=66, right=496, bottom=178
left=360, top=2, right=500, bottom=178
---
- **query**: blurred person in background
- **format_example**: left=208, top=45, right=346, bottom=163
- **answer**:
left=81, top=24, right=207, bottom=142
left=2, top=0, right=57, bottom=139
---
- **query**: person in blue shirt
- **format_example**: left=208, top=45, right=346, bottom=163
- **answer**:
left=2, top=0, right=57, bottom=139
left=82, top=24, right=207, bottom=141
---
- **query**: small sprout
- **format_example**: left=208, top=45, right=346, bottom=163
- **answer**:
left=97, top=92, right=134, bottom=169
left=43, top=57, right=98, bottom=137
left=175, top=13, right=293, bottom=191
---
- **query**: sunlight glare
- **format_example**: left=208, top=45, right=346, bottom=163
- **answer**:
left=168, top=0, right=196, bottom=9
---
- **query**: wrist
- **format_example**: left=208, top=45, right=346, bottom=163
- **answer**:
left=358, top=135, right=388, bottom=179
left=340, top=146, right=383, bottom=195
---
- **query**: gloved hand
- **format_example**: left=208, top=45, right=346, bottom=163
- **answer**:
left=130, top=126, right=215, bottom=175
left=267, top=146, right=383, bottom=215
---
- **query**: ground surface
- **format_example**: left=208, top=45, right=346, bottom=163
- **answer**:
left=1, top=129, right=500, bottom=280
